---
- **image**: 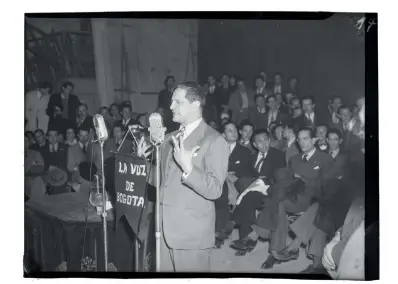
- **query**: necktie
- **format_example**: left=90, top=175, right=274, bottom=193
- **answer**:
left=116, top=141, right=121, bottom=150
left=82, top=145, right=87, bottom=154
left=49, top=145, right=53, bottom=153
left=302, top=154, right=308, bottom=162
left=255, top=153, right=266, bottom=173
left=176, top=127, right=186, bottom=140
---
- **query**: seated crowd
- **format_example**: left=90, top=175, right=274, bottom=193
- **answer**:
left=24, top=72, right=365, bottom=277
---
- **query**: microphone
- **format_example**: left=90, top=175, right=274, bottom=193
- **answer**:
left=93, top=114, right=109, bottom=141
left=148, top=112, right=167, bottom=145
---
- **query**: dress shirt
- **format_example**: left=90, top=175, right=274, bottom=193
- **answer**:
left=329, top=148, right=340, bottom=159
left=49, top=143, right=58, bottom=153
left=254, top=151, right=268, bottom=172
left=180, top=118, right=203, bottom=179
left=302, top=147, right=316, bottom=161
left=122, top=118, right=132, bottom=126
left=306, top=112, right=315, bottom=123
left=257, top=107, right=266, bottom=114
left=228, top=142, right=237, bottom=153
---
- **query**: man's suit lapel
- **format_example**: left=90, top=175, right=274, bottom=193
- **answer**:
left=163, top=132, right=178, bottom=182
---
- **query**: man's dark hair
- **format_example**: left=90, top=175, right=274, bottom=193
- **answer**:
left=239, top=120, right=254, bottom=131
left=266, top=95, right=277, bottom=104
left=121, top=103, right=132, bottom=112
left=221, top=121, right=238, bottom=134
left=291, top=96, right=301, bottom=104
left=78, top=161, right=97, bottom=182
left=254, top=75, right=264, bottom=82
left=78, top=103, right=88, bottom=111
left=331, top=95, right=343, bottom=102
left=298, top=127, right=315, bottom=139
left=338, top=104, right=351, bottom=114
left=38, top=82, right=53, bottom=93
left=78, top=126, right=90, bottom=134
left=61, top=81, right=75, bottom=90
left=176, top=82, right=206, bottom=108
left=47, top=128, right=59, bottom=135
left=316, top=124, right=329, bottom=131
left=164, top=75, right=175, bottom=86
left=34, top=129, right=45, bottom=136
left=272, top=123, right=285, bottom=136
left=253, top=129, right=271, bottom=140
left=255, top=94, right=266, bottom=102
left=110, top=103, right=120, bottom=110
left=220, top=73, right=229, bottom=79
left=113, top=120, right=126, bottom=132
left=275, top=72, right=283, bottom=78
left=327, top=128, right=343, bottom=139
left=301, top=96, right=315, bottom=104
left=289, top=76, right=297, bottom=82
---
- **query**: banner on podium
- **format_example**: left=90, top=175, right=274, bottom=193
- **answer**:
left=114, top=153, right=148, bottom=238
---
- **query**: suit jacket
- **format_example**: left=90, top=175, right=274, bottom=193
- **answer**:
left=76, top=116, right=94, bottom=130
left=264, top=109, right=290, bottom=129
left=215, top=85, right=232, bottom=111
left=289, top=149, right=335, bottom=203
left=326, top=112, right=341, bottom=131
left=47, top=93, right=81, bottom=125
left=249, top=147, right=286, bottom=184
left=67, top=144, right=87, bottom=173
left=25, top=149, right=45, bottom=176
left=155, top=120, right=229, bottom=250
left=332, top=150, right=348, bottom=178
left=42, top=143, right=68, bottom=170
left=342, top=128, right=363, bottom=153
left=228, top=89, right=256, bottom=124
left=294, top=112, right=325, bottom=131
left=228, top=143, right=252, bottom=178
left=248, top=106, right=268, bottom=130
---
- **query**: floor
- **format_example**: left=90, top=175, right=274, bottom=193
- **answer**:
left=210, top=229, right=312, bottom=273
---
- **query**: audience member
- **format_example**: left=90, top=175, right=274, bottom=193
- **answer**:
left=287, top=76, right=298, bottom=95
left=248, top=94, right=268, bottom=130
left=224, top=129, right=286, bottom=254
left=215, top=122, right=253, bottom=247
left=229, top=75, right=237, bottom=91
left=157, top=75, right=175, bottom=111
left=290, top=96, right=301, bottom=110
left=119, top=103, right=137, bottom=139
left=76, top=103, right=94, bottom=131
left=214, top=73, right=232, bottom=114
left=25, top=131, right=36, bottom=148
left=104, top=122, right=133, bottom=160
left=254, top=75, right=270, bottom=97
left=270, top=123, right=287, bottom=151
left=64, top=127, right=78, bottom=147
left=272, top=73, right=284, bottom=95
left=47, top=81, right=80, bottom=127
left=265, top=95, right=290, bottom=130
left=42, top=128, right=68, bottom=171
left=294, top=96, right=324, bottom=130
left=203, top=75, right=218, bottom=122
left=315, top=124, right=329, bottom=152
left=283, top=123, right=300, bottom=165
left=229, top=79, right=255, bottom=124
left=238, top=120, right=255, bottom=153
left=25, top=82, right=53, bottom=133
left=327, top=96, right=343, bottom=129
left=275, top=93, right=290, bottom=115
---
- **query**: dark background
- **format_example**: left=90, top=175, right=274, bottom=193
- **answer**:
left=198, top=14, right=365, bottom=107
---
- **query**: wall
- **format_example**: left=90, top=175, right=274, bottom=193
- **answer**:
left=198, top=14, right=365, bottom=107
left=106, top=19, right=198, bottom=113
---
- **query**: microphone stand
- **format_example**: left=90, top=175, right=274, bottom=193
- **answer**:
left=149, top=132, right=164, bottom=273
left=99, top=140, right=108, bottom=272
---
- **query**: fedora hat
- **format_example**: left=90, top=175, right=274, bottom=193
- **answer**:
left=46, top=168, right=68, bottom=187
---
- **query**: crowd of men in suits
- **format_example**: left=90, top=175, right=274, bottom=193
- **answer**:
left=24, top=72, right=365, bottom=277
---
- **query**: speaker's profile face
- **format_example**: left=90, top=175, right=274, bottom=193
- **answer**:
left=170, top=88, right=196, bottom=124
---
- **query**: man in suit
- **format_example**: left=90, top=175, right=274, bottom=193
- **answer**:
left=25, top=82, right=53, bottom=133
left=228, top=79, right=255, bottom=125
left=275, top=93, right=290, bottom=115
left=204, top=75, right=219, bottom=122
left=287, top=76, right=298, bottom=96
left=238, top=120, right=255, bottom=154
left=283, top=123, right=300, bottom=165
left=118, top=103, right=137, bottom=140
left=294, top=96, right=324, bottom=131
left=148, top=82, right=229, bottom=272
left=47, top=81, right=81, bottom=128
left=272, top=73, right=284, bottom=95
left=315, top=124, right=329, bottom=152
left=214, top=122, right=253, bottom=247
left=327, top=128, right=348, bottom=177
left=258, top=127, right=335, bottom=269
left=104, top=122, right=133, bottom=160
left=157, top=76, right=175, bottom=111
left=214, top=73, right=232, bottom=114
left=76, top=103, right=94, bottom=130
left=42, top=128, right=68, bottom=171
left=265, top=95, right=290, bottom=130
left=219, top=129, right=286, bottom=252
left=254, top=76, right=271, bottom=97
left=248, top=94, right=268, bottom=131
left=338, top=105, right=362, bottom=153
left=326, top=96, right=343, bottom=130
left=32, top=129, right=48, bottom=154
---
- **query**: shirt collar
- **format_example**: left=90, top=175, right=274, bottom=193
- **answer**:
left=61, top=93, right=69, bottom=100
left=229, top=141, right=237, bottom=152
left=330, top=148, right=340, bottom=157
left=257, top=151, right=268, bottom=160
left=303, top=147, right=316, bottom=160
left=180, top=118, right=203, bottom=138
